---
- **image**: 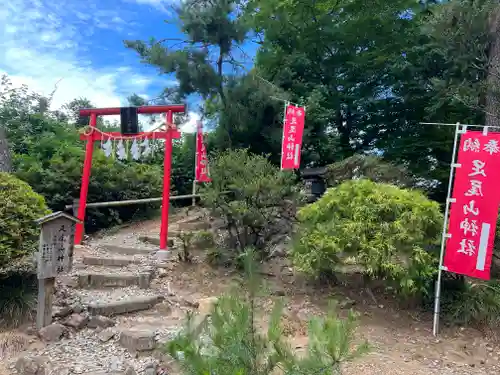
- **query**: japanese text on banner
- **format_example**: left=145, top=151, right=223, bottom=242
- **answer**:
left=195, top=122, right=211, bottom=183
left=443, top=131, right=500, bottom=280
left=281, top=104, right=305, bottom=170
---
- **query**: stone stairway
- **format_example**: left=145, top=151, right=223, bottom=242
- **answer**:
left=13, top=239, right=186, bottom=375
left=10, top=209, right=218, bottom=375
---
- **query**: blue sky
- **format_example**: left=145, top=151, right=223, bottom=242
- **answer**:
left=0, top=0, right=257, bottom=131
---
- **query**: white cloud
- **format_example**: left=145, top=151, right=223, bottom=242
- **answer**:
left=0, top=0, right=154, bottom=111
left=127, top=0, right=176, bottom=12
left=180, top=111, right=201, bottom=133
left=144, top=111, right=200, bottom=133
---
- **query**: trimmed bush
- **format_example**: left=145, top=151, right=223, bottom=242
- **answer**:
left=293, top=179, right=443, bottom=298
left=0, top=172, right=50, bottom=267
left=200, top=149, right=300, bottom=256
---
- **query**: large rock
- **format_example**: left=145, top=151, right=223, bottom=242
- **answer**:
left=119, top=328, right=156, bottom=352
left=64, top=313, right=89, bottom=330
left=15, top=356, right=48, bottom=375
left=52, top=306, right=73, bottom=319
left=98, top=328, right=116, bottom=342
left=38, top=323, right=65, bottom=342
left=88, top=315, right=116, bottom=329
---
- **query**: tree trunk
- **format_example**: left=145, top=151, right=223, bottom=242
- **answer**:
left=485, top=7, right=500, bottom=127
left=0, top=126, right=12, bottom=173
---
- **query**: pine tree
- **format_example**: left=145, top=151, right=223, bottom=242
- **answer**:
left=165, top=249, right=369, bottom=375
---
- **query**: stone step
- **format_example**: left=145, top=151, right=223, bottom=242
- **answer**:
left=87, top=295, right=164, bottom=316
left=138, top=235, right=174, bottom=247
left=176, top=221, right=211, bottom=231
left=77, top=272, right=152, bottom=289
left=99, top=244, right=156, bottom=256
left=82, top=255, right=138, bottom=267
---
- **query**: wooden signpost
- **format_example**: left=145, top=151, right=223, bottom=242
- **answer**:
left=35, top=212, right=81, bottom=330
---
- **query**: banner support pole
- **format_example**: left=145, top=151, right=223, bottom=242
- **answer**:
left=433, top=122, right=464, bottom=336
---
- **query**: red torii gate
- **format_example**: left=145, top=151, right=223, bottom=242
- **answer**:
left=75, top=105, right=186, bottom=256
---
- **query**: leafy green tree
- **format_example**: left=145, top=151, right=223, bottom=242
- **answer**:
left=125, top=0, right=249, bottom=147
left=61, top=97, right=95, bottom=128
left=293, top=179, right=443, bottom=299
left=246, top=0, right=426, bottom=161
left=206, top=74, right=288, bottom=165
left=325, top=155, right=416, bottom=189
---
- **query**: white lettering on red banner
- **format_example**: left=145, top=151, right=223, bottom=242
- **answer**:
left=443, top=131, right=500, bottom=280
left=281, top=104, right=305, bottom=170
left=195, top=122, right=211, bottom=183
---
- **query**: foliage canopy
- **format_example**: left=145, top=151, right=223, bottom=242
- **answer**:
left=293, top=179, right=443, bottom=298
left=0, top=172, right=50, bottom=267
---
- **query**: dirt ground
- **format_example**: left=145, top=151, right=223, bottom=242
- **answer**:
left=3, top=211, right=500, bottom=375
left=121, top=215, right=500, bottom=375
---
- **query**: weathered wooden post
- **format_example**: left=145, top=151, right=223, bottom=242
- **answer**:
left=35, top=212, right=81, bottom=330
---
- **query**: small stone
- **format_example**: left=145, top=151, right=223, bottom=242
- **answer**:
left=53, top=306, right=73, bottom=318
left=98, top=328, right=116, bottom=342
left=139, top=273, right=152, bottom=289
left=197, top=297, right=218, bottom=316
left=15, top=356, right=46, bottom=375
left=119, top=329, right=156, bottom=352
left=339, top=298, right=356, bottom=309
left=72, top=304, right=84, bottom=314
left=271, top=289, right=286, bottom=296
left=144, top=363, right=158, bottom=375
left=88, top=315, right=116, bottom=329
left=24, top=325, right=37, bottom=336
left=64, top=313, right=89, bottom=330
left=158, top=269, right=168, bottom=278
left=124, top=366, right=138, bottom=375
left=38, top=323, right=65, bottom=342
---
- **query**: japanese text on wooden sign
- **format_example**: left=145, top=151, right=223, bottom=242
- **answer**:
left=195, top=122, right=211, bottom=183
left=281, top=104, right=305, bottom=170
left=37, top=221, right=75, bottom=279
left=443, top=131, right=500, bottom=280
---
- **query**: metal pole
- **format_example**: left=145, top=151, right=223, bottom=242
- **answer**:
left=193, top=123, right=199, bottom=207
left=158, top=111, right=174, bottom=257
left=74, top=113, right=97, bottom=244
left=433, top=122, right=464, bottom=336
left=64, top=192, right=230, bottom=210
left=280, top=102, right=289, bottom=170
left=192, top=180, right=197, bottom=207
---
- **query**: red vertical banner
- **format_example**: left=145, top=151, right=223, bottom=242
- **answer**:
left=281, top=104, right=305, bottom=170
left=444, top=131, right=500, bottom=280
left=195, top=122, right=211, bottom=183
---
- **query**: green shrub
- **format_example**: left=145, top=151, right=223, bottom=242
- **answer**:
left=0, top=172, right=50, bottom=267
left=166, top=250, right=369, bottom=375
left=192, top=230, right=215, bottom=249
left=326, top=154, right=416, bottom=188
left=200, top=149, right=300, bottom=256
left=15, top=143, right=165, bottom=233
left=293, top=179, right=443, bottom=298
left=442, top=280, right=500, bottom=329
left=0, top=272, right=37, bottom=329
